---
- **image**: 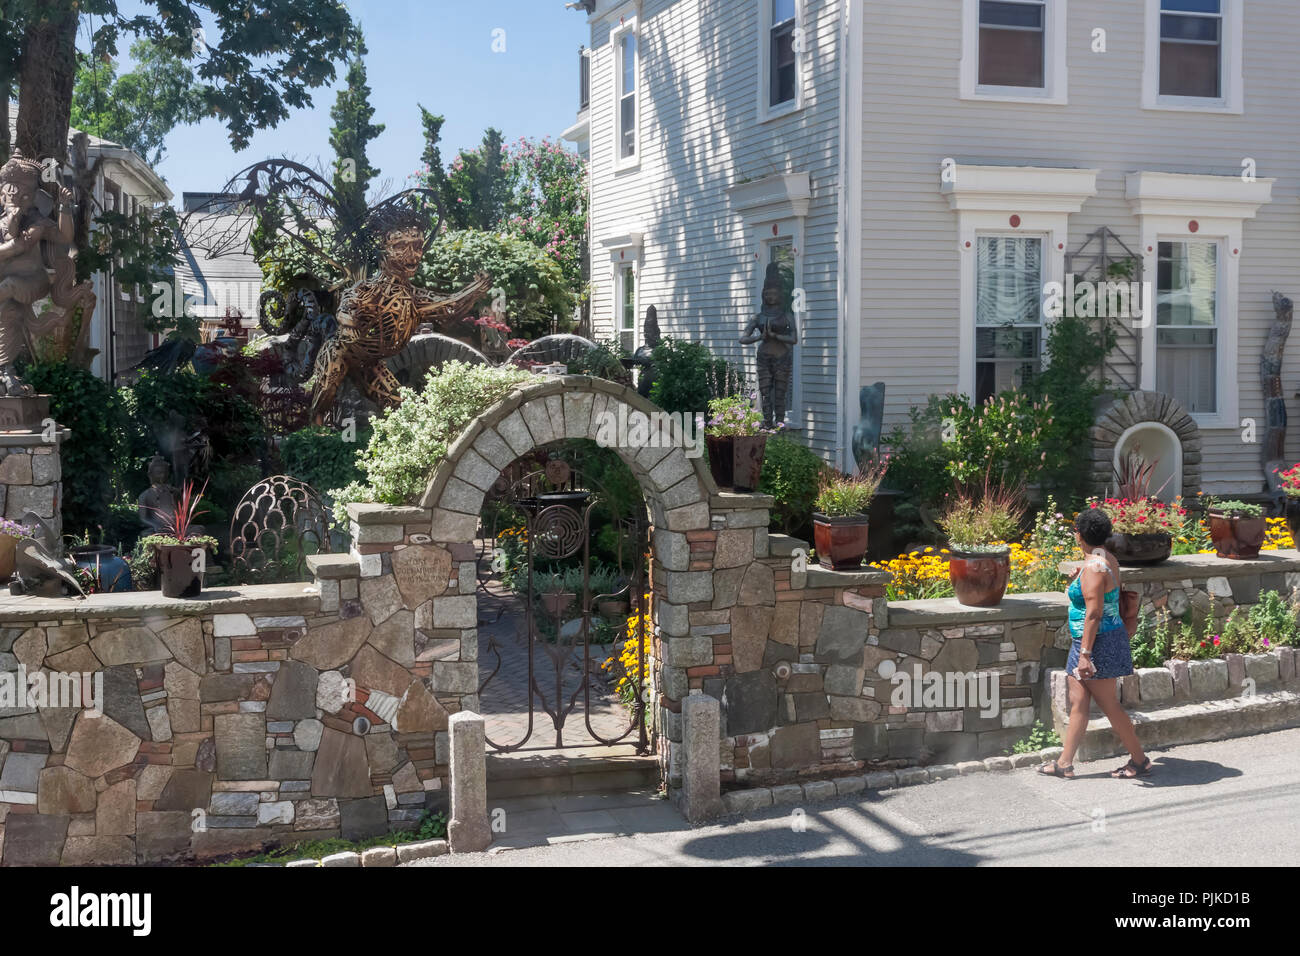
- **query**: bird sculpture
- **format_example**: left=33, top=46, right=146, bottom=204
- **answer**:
left=8, top=511, right=86, bottom=598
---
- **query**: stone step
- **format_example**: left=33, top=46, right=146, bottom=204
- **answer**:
left=485, top=745, right=660, bottom=799
left=1054, top=689, right=1300, bottom=762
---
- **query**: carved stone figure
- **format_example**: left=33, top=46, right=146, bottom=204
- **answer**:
left=10, top=530, right=85, bottom=598
left=0, top=151, right=95, bottom=394
left=740, top=262, right=798, bottom=428
left=138, top=454, right=179, bottom=534
left=852, top=382, right=888, bottom=471
left=305, top=207, right=491, bottom=423
left=1262, top=291, right=1292, bottom=500
left=628, top=304, right=662, bottom=398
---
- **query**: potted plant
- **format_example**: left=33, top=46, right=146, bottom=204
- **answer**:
left=1277, top=463, right=1300, bottom=548
left=142, top=481, right=217, bottom=598
left=939, top=484, right=1025, bottom=607
left=1091, top=496, right=1183, bottom=566
left=812, top=457, right=889, bottom=570
left=1206, top=499, right=1266, bottom=559
left=705, top=394, right=768, bottom=493
left=535, top=566, right=582, bottom=617
left=0, top=517, right=36, bottom=582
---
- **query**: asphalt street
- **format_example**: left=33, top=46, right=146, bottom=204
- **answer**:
left=407, top=728, right=1300, bottom=866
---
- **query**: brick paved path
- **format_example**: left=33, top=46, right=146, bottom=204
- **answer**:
left=476, top=575, right=635, bottom=750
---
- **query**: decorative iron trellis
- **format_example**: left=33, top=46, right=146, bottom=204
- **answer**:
left=1065, top=226, right=1144, bottom=391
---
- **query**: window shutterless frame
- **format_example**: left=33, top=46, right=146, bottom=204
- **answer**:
left=612, top=18, right=639, bottom=169
left=960, top=0, right=1067, bottom=104
left=1143, top=0, right=1243, bottom=113
left=758, top=0, right=804, bottom=121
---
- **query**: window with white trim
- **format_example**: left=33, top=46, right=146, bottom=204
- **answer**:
left=759, top=0, right=803, bottom=119
left=975, top=235, right=1043, bottom=404
left=616, top=263, right=636, bottom=353
left=961, top=0, right=1066, bottom=103
left=614, top=23, right=638, bottom=163
left=1143, top=0, right=1242, bottom=112
left=1155, top=239, right=1219, bottom=414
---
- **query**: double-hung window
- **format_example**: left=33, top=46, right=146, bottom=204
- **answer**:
left=615, top=25, right=637, bottom=163
left=1144, top=0, right=1241, bottom=112
left=770, top=0, right=797, bottom=108
left=1155, top=240, right=1219, bottom=415
left=975, top=235, right=1043, bottom=404
left=617, top=264, right=636, bottom=353
left=962, top=0, right=1065, bottom=103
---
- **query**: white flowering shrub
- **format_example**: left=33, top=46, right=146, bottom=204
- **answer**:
left=330, top=361, right=534, bottom=525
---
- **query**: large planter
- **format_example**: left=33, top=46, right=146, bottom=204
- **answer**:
left=71, top=544, right=133, bottom=592
left=812, top=513, right=870, bottom=570
left=948, top=548, right=1011, bottom=607
left=540, top=591, right=576, bottom=617
left=1285, top=496, right=1300, bottom=549
left=0, top=534, right=18, bottom=583
left=706, top=434, right=768, bottom=493
left=1207, top=511, right=1266, bottom=560
left=1106, top=532, right=1173, bottom=566
left=157, top=543, right=204, bottom=598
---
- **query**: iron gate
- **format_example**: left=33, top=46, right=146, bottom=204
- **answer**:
left=477, top=457, right=651, bottom=754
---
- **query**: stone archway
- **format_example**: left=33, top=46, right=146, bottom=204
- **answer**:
left=416, top=375, right=771, bottom=797
left=1089, top=390, right=1202, bottom=498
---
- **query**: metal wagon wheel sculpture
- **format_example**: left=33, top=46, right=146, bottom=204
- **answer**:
left=229, top=476, right=334, bottom=584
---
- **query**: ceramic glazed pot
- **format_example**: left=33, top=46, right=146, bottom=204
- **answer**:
left=1207, top=511, right=1266, bottom=560
left=0, top=534, right=18, bottom=582
left=948, top=549, right=1011, bottom=607
left=812, top=513, right=870, bottom=570
left=1285, top=496, right=1300, bottom=549
left=1106, top=532, right=1173, bottom=566
left=706, top=434, right=768, bottom=493
left=71, top=544, right=133, bottom=592
left=157, top=543, right=204, bottom=598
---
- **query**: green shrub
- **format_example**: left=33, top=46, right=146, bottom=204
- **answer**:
left=21, top=359, right=130, bottom=537
left=647, top=337, right=743, bottom=417
left=1249, top=589, right=1300, bottom=648
left=330, top=361, right=533, bottom=524
left=759, top=434, right=829, bottom=536
left=1130, top=613, right=1172, bottom=668
left=1011, top=720, right=1062, bottom=754
left=280, top=425, right=370, bottom=497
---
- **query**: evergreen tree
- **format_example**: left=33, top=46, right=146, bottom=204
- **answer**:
left=328, top=31, right=384, bottom=234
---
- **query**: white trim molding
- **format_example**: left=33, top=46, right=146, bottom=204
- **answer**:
left=1142, top=0, right=1243, bottom=114
left=758, top=0, right=807, bottom=123
left=599, top=226, right=644, bottom=269
left=727, top=172, right=811, bottom=224
left=1126, top=171, right=1273, bottom=430
left=959, top=0, right=1068, bottom=105
left=943, top=164, right=1100, bottom=399
left=836, top=0, right=863, bottom=470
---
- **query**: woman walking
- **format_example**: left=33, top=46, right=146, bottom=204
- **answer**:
left=1039, top=507, right=1152, bottom=779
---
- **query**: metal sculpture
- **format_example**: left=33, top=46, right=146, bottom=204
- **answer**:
left=740, top=262, right=798, bottom=427
left=0, top=150, right=96, bottom=394
left=1262, top=291, right=1293, bottom=499
left=229, top=475, right=334, bottom=583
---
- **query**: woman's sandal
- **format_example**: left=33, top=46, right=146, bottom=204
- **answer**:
left=1110, top=756, right=1153, bottom=779
left=1037, top=759, right=1074, bottom=779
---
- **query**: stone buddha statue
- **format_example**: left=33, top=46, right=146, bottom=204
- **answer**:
left=740, top=262, right=798, bottom=427
left=137, top=455, right=179, bottom=534
left=629, top=305, right=662, bottom=398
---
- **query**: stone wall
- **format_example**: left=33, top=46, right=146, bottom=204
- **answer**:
left=0, top=429, right=66, bottom=546
left=0, top=505, right=473, bottom=866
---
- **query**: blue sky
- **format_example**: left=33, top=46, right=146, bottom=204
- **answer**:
left=99, top=0, right=590, bottom=202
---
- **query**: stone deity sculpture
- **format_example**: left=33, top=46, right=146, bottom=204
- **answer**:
left=740, top=262, right=798, bottom=428
left=137, top=455, right=180, bottom=534
left=0, top=151, right=95, bottom=395
left=630, top=305, right=662, bottom=398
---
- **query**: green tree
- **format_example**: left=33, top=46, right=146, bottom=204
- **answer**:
left=3, top=0, right=358, bottom=162
left=69, top=38, right=204, bottom=165
left=440, top=127, right=518, bottom=231
left=504, top=137, right=588, bottom=296
left=417, top=105, right=449, bottom=207
left=328, top=32, right=384, bottom=238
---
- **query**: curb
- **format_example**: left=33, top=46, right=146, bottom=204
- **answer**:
left=261, top=838, right=449, bottom=867
left=719, top=746, right=1066, bottom=816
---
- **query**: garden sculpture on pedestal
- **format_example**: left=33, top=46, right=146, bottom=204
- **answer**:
left=627, top=304, right=661, bottom=398
left=137, top=454, right=180, bottom=535
left=0, top=151, right=96, bottom=396
left=1262, top=291, right=1292, bottom=502
left=740, top=262, right=798, bottom=428
left=304, top=206, right=491, bottom=423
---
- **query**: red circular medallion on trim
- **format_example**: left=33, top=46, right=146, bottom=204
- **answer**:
left=1009, top=214, right=1021, bottom=228
left=1189, top=220, right=1199, bottom=233
left=965, top=240, right=972, bottom=248
left=772, top=224, right=779, bottom=236
left=1233, top=248, right=1240, bottom=255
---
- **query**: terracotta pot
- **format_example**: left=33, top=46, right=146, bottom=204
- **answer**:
left=0, top=534, right=17, bottom=583
left=948, top=549, right=1011, bottom=607
left=706, top=434, right=768, bottom=493
left=157, top=543, right=204, bottom=598
left=1207, top=511, right=1266, bottom=560
left=1285, top=496, right=1300, bottom=549
left=597, top=599, right=629, bottom=618
left=812, top=513, right=870, bottom=570
left=1106, top=532, right=1172, bottom=566
left=541, top=591, right=576, bottom=616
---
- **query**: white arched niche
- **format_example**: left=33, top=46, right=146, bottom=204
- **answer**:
left=1113, top=422, right=1183, bottom=502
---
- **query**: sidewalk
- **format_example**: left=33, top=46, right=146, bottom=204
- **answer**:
left=406, top=728, right=1300, bottom=866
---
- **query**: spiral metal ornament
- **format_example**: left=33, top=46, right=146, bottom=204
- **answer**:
left=532, top=504, right=584, bottom=560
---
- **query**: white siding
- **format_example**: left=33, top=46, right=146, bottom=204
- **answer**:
left=859, top=0, right=1300, bottom=494
left=585, top=0, right=843, bottom=453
